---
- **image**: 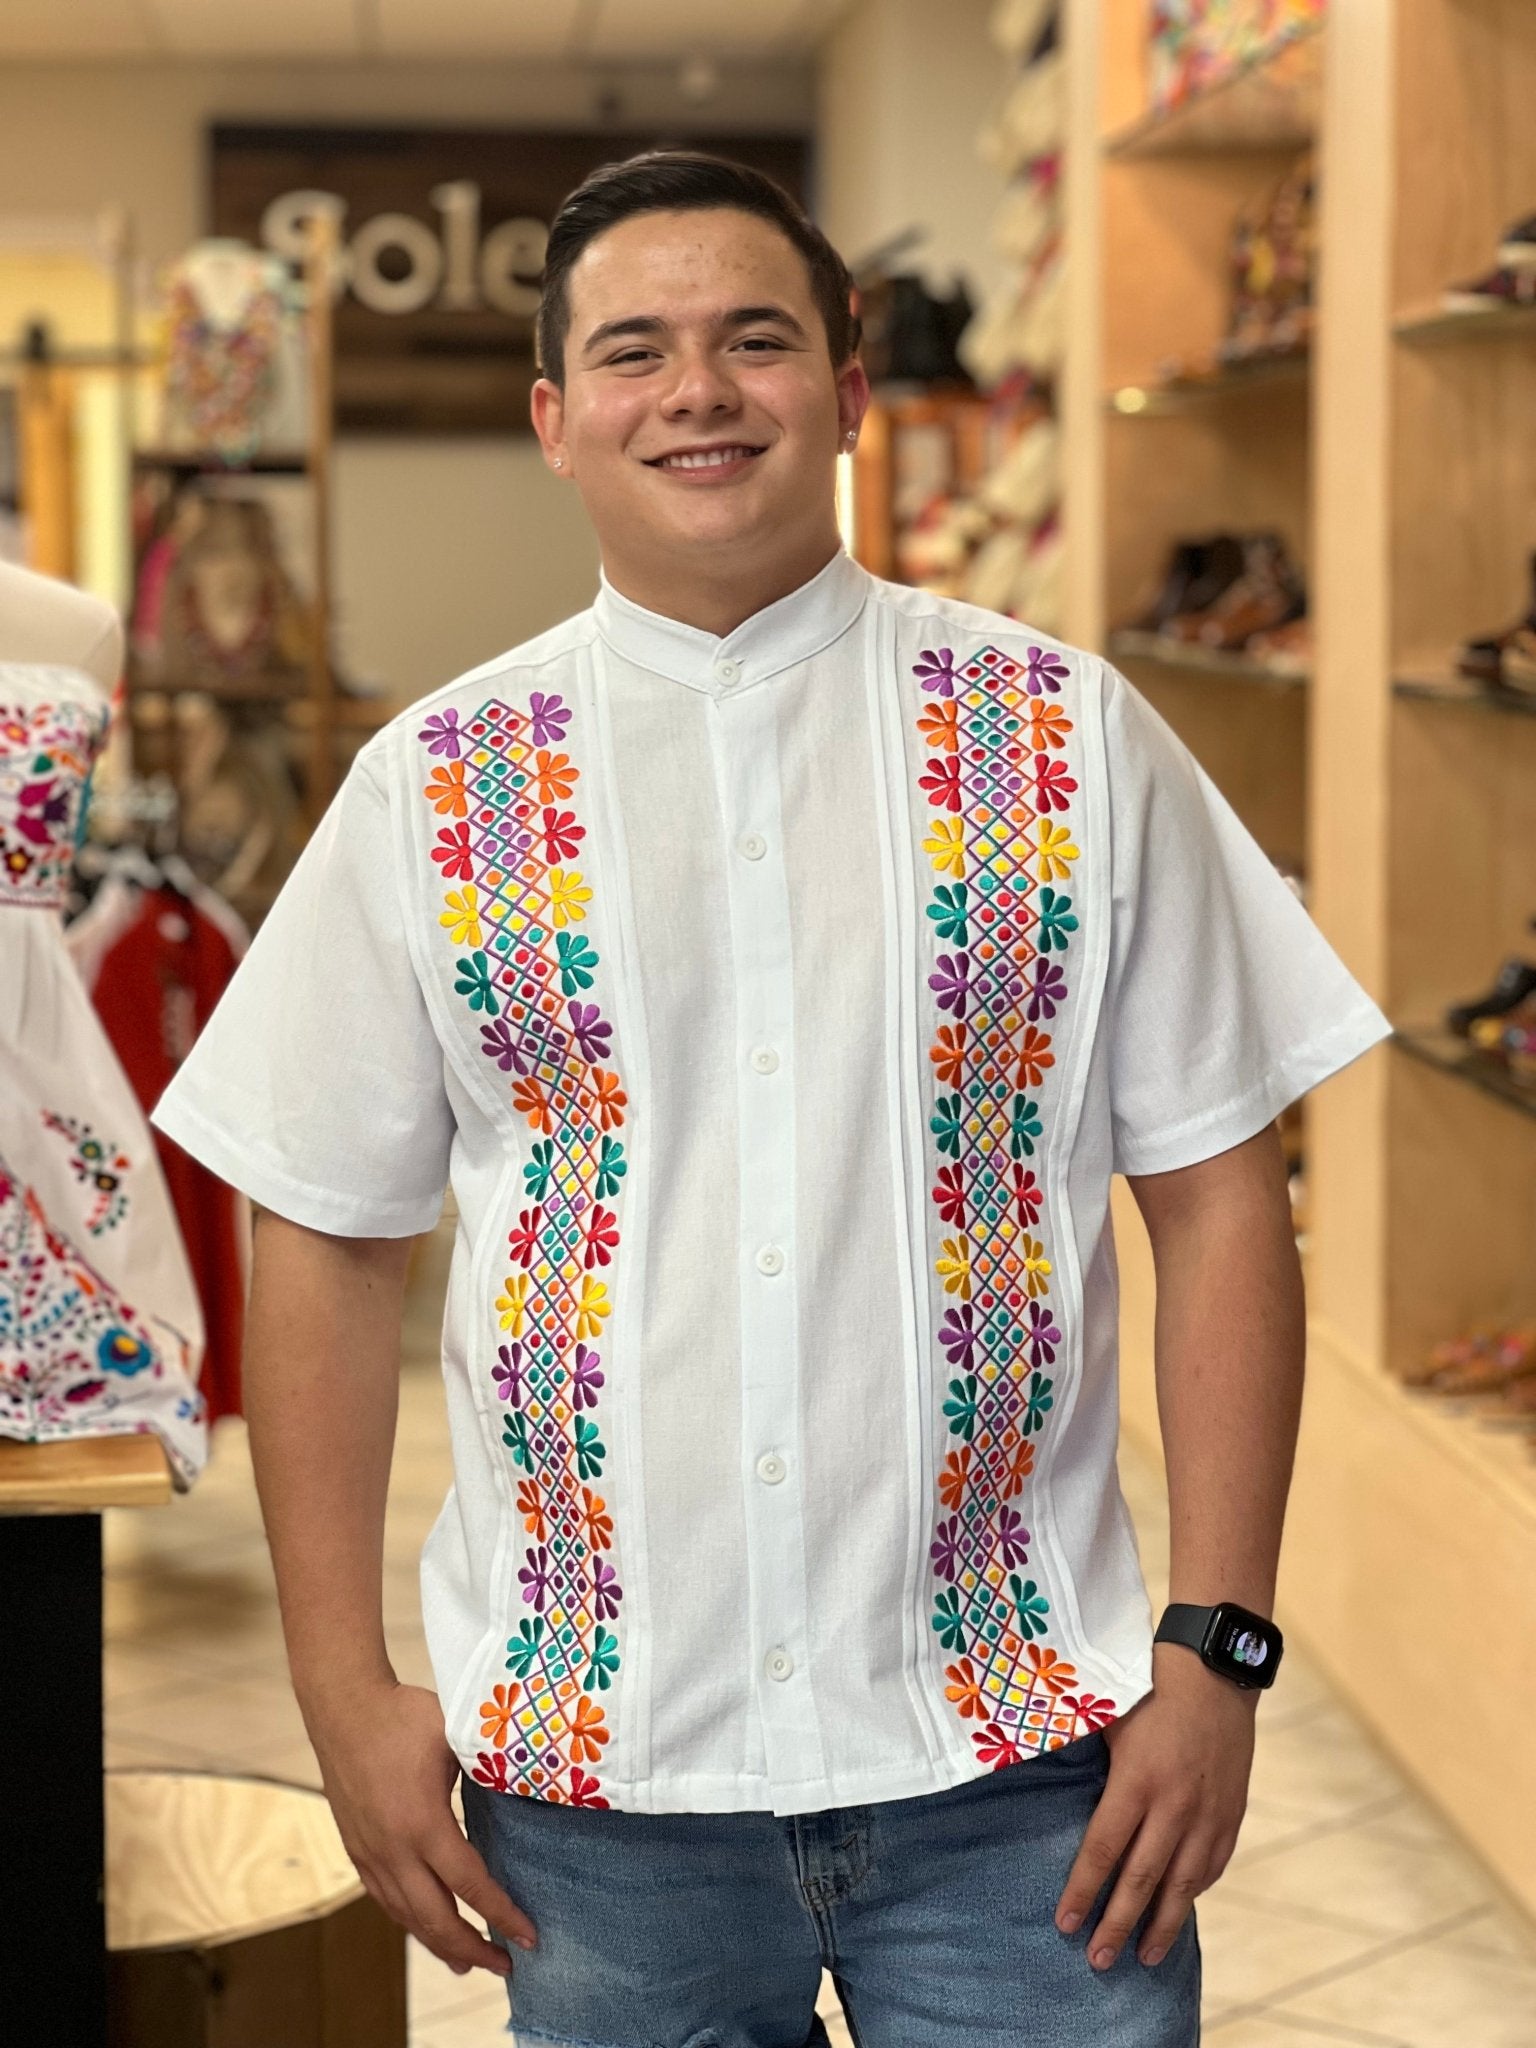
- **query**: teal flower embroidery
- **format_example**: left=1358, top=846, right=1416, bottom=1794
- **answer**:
left=596, top=1135, right=627, bottom=1199
left=501, top=1409, right=533, bottom=1470
left=574, top=1414, right=606, bottom=1480
left=943, top=1371, right=981, bottom=1441
left=524, top=1139, right=555, bottom=1199
left=504, top=1615, right=547, bottom=1680
left=584, top=1626, right=622, bottom=1694
left=555, top=930, right=599, bottom=994
left=927, top=882, right=969, bottom=946
left=1037, top=887, right=1078, bottom=954
left=1009, top=1574, right=1051, bottom=1639
left=932, top=1093, right=965, bottom=1158
left=931, top=1584, right=968, bottom=1652
left=454, top=949, right=499, bottom=1014
left=1011, top=1095, right=1043, bottom=1159
left=1023, top=1370, right=1054, bottom=1435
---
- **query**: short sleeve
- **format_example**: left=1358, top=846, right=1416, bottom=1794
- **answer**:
left=150, top=745, right=453, bottom=1235
left=1102, top=663, right=1390, bottom=1177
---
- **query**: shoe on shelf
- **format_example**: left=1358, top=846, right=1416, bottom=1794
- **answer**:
left=1446, top=939, right=1536, bottom=1039
left=1245, top=614, right=1312, bottom=675
left=1124, top=535, right=1245, bottom=635
left=1163, top=531, right=1306, bottom=652
left=1415, top=1325, right=1536, bottom=1396
left=1497, top=211, right=1536, bottom=271
left=1456, top=551, right=1536, bottom=691
left=1441, top=262, right=1536, bottom=315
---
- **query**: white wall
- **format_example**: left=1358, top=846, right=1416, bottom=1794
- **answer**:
left=815, top=0, right=1007, bottom=309
left=0, top=57, right=812, bottom=703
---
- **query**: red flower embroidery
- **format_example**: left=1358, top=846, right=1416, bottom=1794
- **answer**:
left=431, top=821, right=474, bottom=881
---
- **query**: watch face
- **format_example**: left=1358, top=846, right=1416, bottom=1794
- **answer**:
left=1204, top=1605, right=1283, bottom=1688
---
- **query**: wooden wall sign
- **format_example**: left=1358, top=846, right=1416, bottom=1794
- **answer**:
left=208, top=124, right=810, bottom=435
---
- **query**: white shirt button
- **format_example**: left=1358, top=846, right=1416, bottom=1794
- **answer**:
left=738, top=832, right=766, bottom=861
left=755, top=1244, right=784, bottom=1277
left=749, top=1045, right=779, bottom=1075
left=765, top=1647, right=794, bottom=1681
left=715, top=658, right=741, bottom=686
left=756, top=1451, right=786, bottom=1484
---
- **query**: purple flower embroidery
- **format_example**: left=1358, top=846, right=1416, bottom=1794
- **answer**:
left=529, top=690, right=571, bottom=746
left=518, top=1543, right=553, bottom=1611
left=481, top=1017, right=526, bottom=1073
left=568, top=1001, right=613, bottom=1064
left=1026, top=1300, right=1061, bottom=1367
left=419, top=707, right=464, bottom=758
left=930, top=950, right=972, bottom=1018
left=996, top=1505, right=1031, bottom=1571
left=592, top=1556, right=623, bottom=1622
left=492, top=1342, right=525, bottom=1404
left=1028, top=958, right=1068, bottom=1022
left=915, top=648, right=959, bottom=697
left=938, top=1301, right=978, bottom=1368
left=930, top=1514, right=964, bottom=1582
left=570, top=1342, right=605, bottom=1412
left=1025, top=647, right=1070, bottom=697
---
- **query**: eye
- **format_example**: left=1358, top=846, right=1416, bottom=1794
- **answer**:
left=735, top=336, right=787, bottom=352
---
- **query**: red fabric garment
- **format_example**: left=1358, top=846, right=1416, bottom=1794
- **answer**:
left=83, top=888, right=246, bottom=1421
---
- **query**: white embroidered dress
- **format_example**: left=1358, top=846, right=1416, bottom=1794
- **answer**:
left=0, top=664, right=207, bottom=1487
left=153, top=556, right=1389, bottom=1811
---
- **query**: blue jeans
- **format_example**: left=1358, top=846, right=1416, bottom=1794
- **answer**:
left=460, top=1729, right=1201, bottom=2047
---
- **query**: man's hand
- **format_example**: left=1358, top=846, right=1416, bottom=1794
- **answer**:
left=307, top=1679, right=538, bottom=1976
left=1054, top=1646, right=1255, bottom=1969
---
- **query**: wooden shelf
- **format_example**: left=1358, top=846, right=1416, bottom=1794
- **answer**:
left=1102, top=22, right=1323, bottom=160
left=1107, top=628, right=1309, bottom=689
left=1393, top=1027, right=1536, bottom=1125
left=128, top=682, right=390, bottom=730
left=132, top=447, right=309, bottom=476
left=1394, top=301, right=1536, bottom=348
left=1394, top=671, right=1536, bottom=717
left=1107, top=348, right=1310, bottom=414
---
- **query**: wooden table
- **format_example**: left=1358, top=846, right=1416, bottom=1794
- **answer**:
left=0, top=1437, right=172, bottom=2045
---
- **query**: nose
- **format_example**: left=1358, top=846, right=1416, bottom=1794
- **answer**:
left=659, top=343, right=741, bottom=421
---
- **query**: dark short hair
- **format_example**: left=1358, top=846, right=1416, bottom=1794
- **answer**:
left=536, top=149, right=861, bottom=386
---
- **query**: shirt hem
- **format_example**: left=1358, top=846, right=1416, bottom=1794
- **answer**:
left=452, top=1664, right=1155, bottom=1817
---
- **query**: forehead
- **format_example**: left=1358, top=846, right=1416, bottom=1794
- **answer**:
left=567, top=208, right=816, bottom=326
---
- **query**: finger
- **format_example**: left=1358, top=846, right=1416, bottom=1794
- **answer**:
left=1136, top=1843, right=1211, bottom=1967
left=1086, top=1818, right=1184, bottom=1971
left=429, top=1827, right=540, bottom=1952
left=1055, top=1786, right=1145, bottom=1935
left=396, top=1861, right=514, bottom=1977
left=357, top=1862, right=480, bottom=1978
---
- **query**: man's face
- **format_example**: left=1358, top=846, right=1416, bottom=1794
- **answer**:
left=532, top=208, right=867, bottom=566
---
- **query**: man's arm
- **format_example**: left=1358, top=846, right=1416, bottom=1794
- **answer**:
left=244, top=1210, right=537, bottom=1974
left=1054, top=1120, right=1305, bottom=1970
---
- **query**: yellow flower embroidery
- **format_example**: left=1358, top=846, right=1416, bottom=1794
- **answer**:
left=1031, top=818, right=1079, bottom=884
left=440, top=885, right=483, bottom=948
left=935, top=1236, right=973, bottom=1299
left=575, top=1276, right=611, bottom=1340
left=1020, top=1235, right=1053, bottom=1299
left=548, top=867, right=591, bottom=929
left=495, top=1272, right=529, bottom=1334
left=924, top=816, right=967, bottom=878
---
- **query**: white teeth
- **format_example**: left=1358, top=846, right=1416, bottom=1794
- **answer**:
left=659, top=447, right=757, bottom=470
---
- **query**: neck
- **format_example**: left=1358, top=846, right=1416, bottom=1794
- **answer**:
left=600, top=523, right=845, bottom=639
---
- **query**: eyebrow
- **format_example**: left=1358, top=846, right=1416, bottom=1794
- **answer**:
left=580, top=303, right=811, bottom=356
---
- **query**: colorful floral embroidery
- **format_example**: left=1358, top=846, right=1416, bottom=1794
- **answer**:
left=914, top=643, right=1117, bottom=1764
left=0, top=698, right=108, bottom=909
left=40, top=1111, right=130, bottom=1233
left=418, top=690, right=624, bottom=1809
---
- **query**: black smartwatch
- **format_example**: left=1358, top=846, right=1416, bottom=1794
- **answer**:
left=1154, top=1602, right=1283, bottom=1691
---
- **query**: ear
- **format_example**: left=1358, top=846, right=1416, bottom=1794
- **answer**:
left=531, top=377, right=570, bottom=476
left=835, top=356, right=871, bottom=450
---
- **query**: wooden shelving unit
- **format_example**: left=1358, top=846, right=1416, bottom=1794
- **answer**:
left=1063, top=0, right=1536, bottom=1919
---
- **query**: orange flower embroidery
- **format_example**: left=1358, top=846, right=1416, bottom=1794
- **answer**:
left=930, top=1022, right=968, bottom=1089
left=480, top=1683, right=520, bottom=1747
left=1024, top=1644, right=1077, bottom=1696
left=566, top=1694, right=610, bottom=1764
left=512, top=1075, right=553, bottom=1132
left=918, top=698, right=960, bottom=752
left=1015, top=1025, right=1054, bottom=1090
left=1026, top=701, right=1074, bottom=751
left=591, top=1068, right=628, bottom=1131
left=944, top=1655, right=988, bottom=1721
left=531, top=749, right=578, bottom=805
left=426, top=760, right=469, bottom=817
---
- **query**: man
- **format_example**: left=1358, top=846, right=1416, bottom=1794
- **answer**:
left=153, top=152, right=1389, bottom=2046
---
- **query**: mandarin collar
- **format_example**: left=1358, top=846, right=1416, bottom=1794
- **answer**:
left=592, top=549, right=870, bottom=696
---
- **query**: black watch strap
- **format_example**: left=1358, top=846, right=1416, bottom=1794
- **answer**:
left=1154, top=1603, right=1213, bottom=1654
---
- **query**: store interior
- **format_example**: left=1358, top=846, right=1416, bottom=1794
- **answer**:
left=2, top=1, right=1535, bottom=2043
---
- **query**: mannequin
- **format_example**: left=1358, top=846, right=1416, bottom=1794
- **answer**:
left=0, top=561, right=124, bottom=687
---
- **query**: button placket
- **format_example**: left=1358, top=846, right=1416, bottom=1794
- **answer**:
left=708, top=672, right=826, bottom=1790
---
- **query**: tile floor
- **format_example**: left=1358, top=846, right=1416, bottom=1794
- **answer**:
left=101, top=1217, right=1536, bottom=2046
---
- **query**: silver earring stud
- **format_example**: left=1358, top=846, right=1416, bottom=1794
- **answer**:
left=553, top=457, right=563, bottom=469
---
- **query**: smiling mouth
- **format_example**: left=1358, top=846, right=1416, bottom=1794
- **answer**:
left=645, top=445, right=768, bottom=472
